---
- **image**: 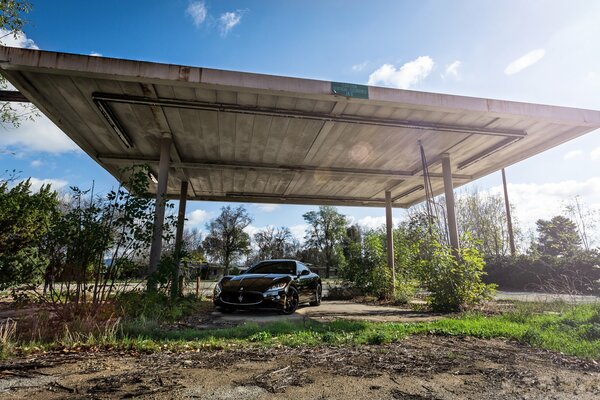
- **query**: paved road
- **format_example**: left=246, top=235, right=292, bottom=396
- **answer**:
left=209, top=300, right=442, bottom=326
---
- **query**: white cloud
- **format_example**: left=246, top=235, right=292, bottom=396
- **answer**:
left=254, top=203, right=280, bottom=213
left=186, top=209, right=210, bottom=229
left=289, top=224, right=308, bottom=242
left=488, top=178, right=600, bottom=231
left=22, top=177, right=68, bottom=192
left=0, top=28, right=38, bottom=49
left=504, top=49, right=545, bottom=75
left=30, top=159, right=43, bottom=168
left=590, top=147, right=600, bottom=160
left=0, top=108, right=79, bottom=153
left=243, top=224, right=262, bottom=238
left=352, top=61, right=369, bottom=72
left=367, top=56, right=434, bottom=89
left=219, top=11, right=242, bottom=35
left=442, top=60, right=462, bottom=80
left=356, top=215, right=400, bottom=230
left=186, top=1, right=208, bottom=26
left=563, top=149, right=583, bottom=160
left=89, top=52, right=102, bottom=57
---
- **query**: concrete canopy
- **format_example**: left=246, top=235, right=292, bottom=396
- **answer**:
left=2, top=46, right=600, bottom=208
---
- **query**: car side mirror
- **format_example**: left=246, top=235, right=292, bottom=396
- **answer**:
left=300, top=269, right=310, bottom=276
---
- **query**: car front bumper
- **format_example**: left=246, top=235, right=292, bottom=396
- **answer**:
left=214, top=289, right=287, bottom=309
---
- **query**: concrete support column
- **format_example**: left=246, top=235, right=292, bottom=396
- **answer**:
left=148, top=135, right=172, bottom=279
left=385, top=190, right=396, bottom=297
left=172, top=180, right=188, bottom=298
left=441, top=153, right=460, bottom=250
left=502, top=168, right=516, bottom=255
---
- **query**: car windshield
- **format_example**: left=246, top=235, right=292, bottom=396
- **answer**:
left=246, top=261, right=295, bottom=275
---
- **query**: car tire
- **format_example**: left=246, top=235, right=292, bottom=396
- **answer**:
left=309, top=283, right=322, bottom=306
left=280, top=286, right=299, bottom=315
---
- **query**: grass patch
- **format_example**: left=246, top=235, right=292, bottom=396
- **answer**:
left=7, top=300, right=600, bottom=360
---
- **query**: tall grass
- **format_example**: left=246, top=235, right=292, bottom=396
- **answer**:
left=7, top=301, right=600, bottom=360
left=0, top=319, right=17, bottom=359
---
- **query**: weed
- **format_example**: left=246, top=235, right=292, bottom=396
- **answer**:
left=0, top=319, right=17, bottom=358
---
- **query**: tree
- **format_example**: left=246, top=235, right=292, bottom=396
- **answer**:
left=254, top=226, right=294, bottom=260
left=0, top=178, right=58, bottom=289
left=202, top=206, right=252, bottom=275
left=563, top=196, right=598, bottom=251
left=1, top=0, right=36, bottom=128
left=303, top=206, right=348, bottom=278
left=454, top=188, right=520, bottom=257
left=536, top=216, right=582, bottom=257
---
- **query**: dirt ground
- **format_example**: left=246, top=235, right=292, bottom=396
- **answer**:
left=1, top=335, right=599, bottom=399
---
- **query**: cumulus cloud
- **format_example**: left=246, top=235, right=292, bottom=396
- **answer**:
left=186, top=209, right=210, bottom=229
left=0, top=110, right=79, bottom=153
left=488, top=178, right=600, bottom=231
left=563, top=149, right=584, bottom=160
left=442, top=60, right=462, bottom=80
left=355, top=215, right=401, bottom=230
left=289, top=224, right=308, bottom=242
left=186, top=1, right=208, bottom=26
left=367, top=56, right=434, bottom=89
left=0, top=28, right=38, bottom=49
left=30, top=159, right=43, bottom=168
left=504, top=49, right=545, bottom=75
left=219, top=11, right=242, bottom=35
left=243, top=224, right=262, bottom=239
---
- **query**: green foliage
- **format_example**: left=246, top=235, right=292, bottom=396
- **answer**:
left=535, top=215, right=582, bottom=257
left=202, top=205, right=252, bottom=275
left=303, top=206, right=348, bottom=278
left=417, top=235, right=495, bottom=312
left=253, top=226, right=297, bottom=261
left=0, top=179, right=58, bottom=289
left=455, top=188, right=519, bottom=257
left=18, top=165, right=175, bottom=315
left=340, top=228, right=392, bottom=298
left=115, top=291, right=206, bottom=323
left=1, top=0, right=37, bottom=128
left=484, top=251, right=600, bottom=294
left=0, top=0, right=30, bottom=33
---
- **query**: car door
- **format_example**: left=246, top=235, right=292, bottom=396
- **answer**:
left=295, top=262, right=312, bottom=302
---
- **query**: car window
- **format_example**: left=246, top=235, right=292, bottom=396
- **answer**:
left=297, top=263, right=310, bottom=276
left=246, top=261, right=295, bottom=275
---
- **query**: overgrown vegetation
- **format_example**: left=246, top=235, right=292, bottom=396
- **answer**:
left=3, top=301, right=600, bottom=360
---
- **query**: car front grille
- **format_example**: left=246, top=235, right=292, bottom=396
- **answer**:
left=220, top=291, right=264, bottom=305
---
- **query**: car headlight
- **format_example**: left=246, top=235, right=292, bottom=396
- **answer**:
left=214, top=282, right=222, bottom=296
left=266, top=281, right=287, bottom=291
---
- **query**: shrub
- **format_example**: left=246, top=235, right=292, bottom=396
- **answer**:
left=115, top=291, right=204, bottom=322
left=484, top=251, right=600, bottom=294
left=418, top=235, right=495, bottom=312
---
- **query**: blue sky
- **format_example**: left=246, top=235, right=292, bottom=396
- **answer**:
left=1, top=0, right=600, bottom=243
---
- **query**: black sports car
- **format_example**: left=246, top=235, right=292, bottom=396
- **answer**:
left=213, top=259, right=322, bottom=314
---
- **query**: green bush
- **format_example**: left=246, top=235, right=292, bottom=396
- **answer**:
left=418, top=235, right=495, bottom=312
left=115, top=291, right=204, bottom=322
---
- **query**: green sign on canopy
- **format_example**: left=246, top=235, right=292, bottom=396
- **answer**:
left=331, top=82, right=369, bottom=99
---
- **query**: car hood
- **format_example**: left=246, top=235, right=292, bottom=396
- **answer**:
left=220, top=274, right=291, bottom=291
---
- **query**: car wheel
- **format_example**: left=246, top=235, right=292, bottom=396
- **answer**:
left=310, top=283, right=322, bottom=306
left=280, top=286, right=299, bottom=315
left=218, top=306, right=236, bottom=313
